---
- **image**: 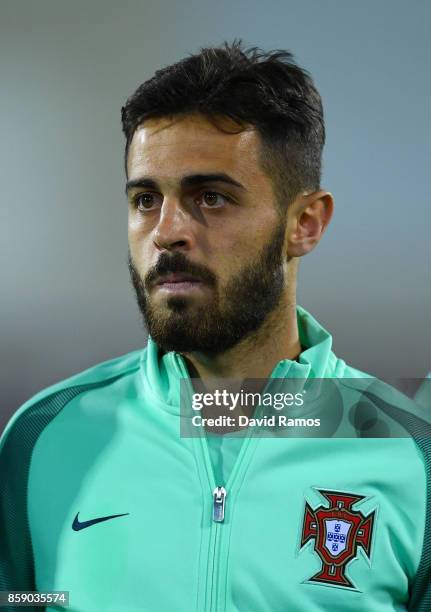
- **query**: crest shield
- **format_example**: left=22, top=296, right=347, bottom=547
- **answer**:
left=323, top=519, right=351, bottom=557
left=300, top=489, right=376, bottom=589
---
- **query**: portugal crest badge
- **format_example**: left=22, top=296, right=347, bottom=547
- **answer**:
left=300, top=489, right=376, bottom=590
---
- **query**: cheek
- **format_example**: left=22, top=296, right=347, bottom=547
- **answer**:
left=127, top=211, right=152, bottom=247
left=218, top=219, right=278, bottom=275
left=127, top=222, right=139, bottom=253
left=128, top=209, right=144, bottom=235
left=213, top=236, right=252, bottom=281
left=127, top=220, right=151, bottom=269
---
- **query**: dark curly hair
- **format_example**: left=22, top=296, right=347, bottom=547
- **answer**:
left=121, top=40, right=325, bottom=211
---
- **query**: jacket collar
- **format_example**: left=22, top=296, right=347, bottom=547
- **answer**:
left=139, top=304, right=337, bottom=414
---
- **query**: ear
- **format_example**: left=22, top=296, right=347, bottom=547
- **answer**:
left=285, top=190, right=334, bottom=257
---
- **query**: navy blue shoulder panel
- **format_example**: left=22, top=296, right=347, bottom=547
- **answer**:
left=363, top=390, right=431, bottom=612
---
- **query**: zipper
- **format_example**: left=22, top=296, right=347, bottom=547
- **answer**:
left=204, top=427, right=259, bottom=612
left=170, top=344, right=311, bottom=610
left=213, top=486, right=227, bottom=522
left=210, top=486, right=227, bottom=611
left=174, top=352, right=266, bottom=611
left=173, top=353, right=293, bottom=611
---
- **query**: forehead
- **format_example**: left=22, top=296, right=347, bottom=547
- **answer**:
left=127, top=114, right=267, bottom=185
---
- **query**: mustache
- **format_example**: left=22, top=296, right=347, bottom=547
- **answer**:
left=128, top=251, right=217, bottom=288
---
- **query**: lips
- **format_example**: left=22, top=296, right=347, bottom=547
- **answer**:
left=156, top=273, right=201, bottom=285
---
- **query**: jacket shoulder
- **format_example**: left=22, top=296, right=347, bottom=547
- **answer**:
left=0, top=348, right=144, bottom=451
left=328, top=357, right=431, bottom=437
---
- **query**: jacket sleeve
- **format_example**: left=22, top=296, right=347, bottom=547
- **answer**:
left=361, top=387, right=431, bottom=612
left=0, top=409, right=43, bottom=612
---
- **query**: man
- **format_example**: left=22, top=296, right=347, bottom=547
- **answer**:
left=1, top=42, right=430, bottom=611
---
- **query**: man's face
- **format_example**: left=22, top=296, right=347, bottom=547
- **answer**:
left=127, top=113, right=289, bottom=355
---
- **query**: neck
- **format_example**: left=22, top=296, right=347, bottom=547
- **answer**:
left=180, top=292, right=300, bottom=383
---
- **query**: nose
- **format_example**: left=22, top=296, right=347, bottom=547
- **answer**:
left=153, top=197, right=195, bottom=252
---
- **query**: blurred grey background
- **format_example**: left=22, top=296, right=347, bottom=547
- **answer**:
left=1, top=0, right=430, bottom=432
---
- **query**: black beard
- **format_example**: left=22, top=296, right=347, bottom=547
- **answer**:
left=128, top=222, right=287, bottom=356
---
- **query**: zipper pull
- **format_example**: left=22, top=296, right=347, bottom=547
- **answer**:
left=212, top=486, right=227, bottom=523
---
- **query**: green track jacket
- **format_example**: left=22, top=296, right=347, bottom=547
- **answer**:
left=1, top=305, right=430, bottom=611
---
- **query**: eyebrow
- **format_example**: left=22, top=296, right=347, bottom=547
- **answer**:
left=125, top=173, right=246, bottom=194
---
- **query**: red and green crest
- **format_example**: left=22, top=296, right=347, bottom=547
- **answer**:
left=300, top=489, right=376, bottom=589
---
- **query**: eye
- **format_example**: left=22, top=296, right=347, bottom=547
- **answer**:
left=133, top=193, right=162, bottom=212
left=198, top=191, right=230, bottom=209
